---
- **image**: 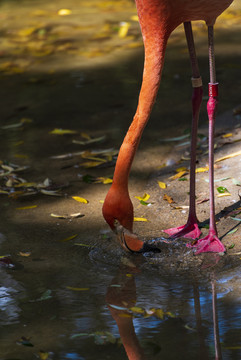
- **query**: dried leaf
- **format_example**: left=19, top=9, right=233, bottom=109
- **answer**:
left=158, top=181, right=166, bottom=189
left=51, top=213, right=83, bottom=219
left=169, top=171, right=187, bottom=180
left=222, top=132, right=233, bottom=138
left=49, top=128, right=77, bottom=135
left=133, top=217, right=148, bottom=222
left=61, top=234, right=78, bottom=242
left=16, top=205, right=37, bottom=210
left=196, top=166, right=209, bottom=173
left=72, top=196, right=88, bottom=203
left=58, top=9, right=72, bottom=16
left=18, top=251, right=31, bottom=257
left=215, top=150, right=241, bottom=163
left=73, top=135, right=106, bottom=145
left=66, top=286, right=89, bottom=291
left=135, top=193, right=150, bottom=202
left=163, top=194, right=174, bottom=204
left=217, top=193, right=231, bottom=197
left=40, top=189, right=62, bottom=196
left=118, top=22, right=130, bottom=38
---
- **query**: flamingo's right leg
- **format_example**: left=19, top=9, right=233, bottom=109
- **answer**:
left=164, top=22, right=202, bottom=240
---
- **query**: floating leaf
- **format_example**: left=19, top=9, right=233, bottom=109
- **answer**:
left=38, top=351, right=50, bottom=360
left=159, top=134, right=189, bottom=142
left=61, top=234, right=78, bottom=242
left=66, top=286, right=89, bottom=291
left=37, top=289, right=52, bottom=301
left=49, top=128, right=77, bottom=135
left=154, top=308, right=165, bottom=319
left=130, top=306, right=145, bottom=314
left=16, top=205, right=37, bottom=210
left=72, top=196, right=88, bottom=204
left=163, top=194, right=174, bottom=204
left=133, top=217, right=148, bottom=222
left=74, top=243, right=92, bottom=247
left=158, top=181, right=166, bottom=189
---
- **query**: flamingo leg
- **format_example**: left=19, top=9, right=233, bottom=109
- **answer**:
left=164, top=22, right=202, bottom=240
left=187, top=26, right=226, bottom=254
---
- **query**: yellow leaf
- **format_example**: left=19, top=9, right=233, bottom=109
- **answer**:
left=130, top=15, right=139, bottom=21
left=49, top=128, right=77, bottom=135
left=38, top=351, right=50, bottom=360
left=196, top=166, right=209, bottom=173
left=80, top=132, right=91, bottom=140
left=163, top=194, right=174, bottom=204
left=15, top=182, right=37, bottom=188
left=176, top=167, right=188, bottom=172
left=169, top=171, right=187, bottom=180
left=217, top=193, right=231, bottom=197
left=135, top=193, right=150, bottom=202
left=18, top=27, right=36, bottom=37
left=80, top=161, right=104, bottom=168
left=130, top=306, right=145, bottom=314
left=99, top=200, right=104, bottom=203
left=66, top=286, right=89, bottom=291
left=222, top=133, right=233, bottom=138
left=96, top=177, right=113, bottom=184
left=61, top=234, right=78, bottom=242
left=133, top=217, right=148, bottom=222
left=58, top=9, right=72, bottom=16
left=154, top=308, right=165, bottom=319
left=215, top=150, right=241, bottom=163
left=158, top=181, right=166, bottom=189
left=16, top=205, right=37, bottom=210
left=72, top=196, right=89, bottom=204
left=14, top=154, right=29, bottom=159
left=118, top=22, right=130, bottom=38
left=18, top=251, right=31, bottom=257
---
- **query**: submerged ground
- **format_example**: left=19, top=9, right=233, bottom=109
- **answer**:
left=0, top=1, right=241, bottom=359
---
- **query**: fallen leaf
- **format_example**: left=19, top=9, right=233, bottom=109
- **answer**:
left=16, top=205, right=37, bottom=210
left=228, top=243, right=235, bottom=248
left=51, top=213, right=83, bottom=219
left=163, top=194, right=174, bottom=204
left=222, top=132, right=233, bottom=138
left=72, top=196, right=89, bottom=203
left=118, top=22, right=130, bottom=38
left=49, top=128, right=77, bottom=135
left=133, top=217, right=148, bottom=222
left=135, top=193, right=150, bottom=202
left=217, top=193, right=231, bottom=197
left=215, top=150, right=241, bottom=163
left=130, top=306, right=145, bottom=314
left=61, top=234, right=78, bottom=242
left=158, top=181, right=166, bottom=189
left=232, top=178, right=241, bottom=186
left=96, top=177, right=113, bottom=184
left=66, top=286, right=89, bottom=291
left=195, top=166, right=209, bottom=173
left=18, top=251, right=31, bottom=257
left=73, top=135, right=106, bottom=145
left=58, top=9, right=72, bottom=16
left=17, top=336, right=33, bottom=347
left=169, top=171, right=187, bottom=180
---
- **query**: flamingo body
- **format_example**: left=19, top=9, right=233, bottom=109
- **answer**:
left=103, top=0, right=234, bottom=253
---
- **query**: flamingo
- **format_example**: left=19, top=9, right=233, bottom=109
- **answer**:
left=102, top=0, right=234, bottom=253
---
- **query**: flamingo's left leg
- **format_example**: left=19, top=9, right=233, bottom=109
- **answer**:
left=164, top=22, right=202, bottom=240
left=187, top=26, right=226, bottom=254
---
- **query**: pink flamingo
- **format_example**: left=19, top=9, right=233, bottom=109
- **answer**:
left=102, top=0, right=233, bottom=253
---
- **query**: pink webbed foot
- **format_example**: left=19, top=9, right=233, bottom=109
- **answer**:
left=163, top=222, right=201, bottom=240
left=187, top=231, right=226, bottom=254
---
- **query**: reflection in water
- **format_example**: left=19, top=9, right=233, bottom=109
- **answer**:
left=106, top=258, right=225, bottom=360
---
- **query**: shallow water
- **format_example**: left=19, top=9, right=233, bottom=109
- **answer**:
left=0, top=247, right=241, bottom=360
left=0, top=0, right=241, bottom=359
